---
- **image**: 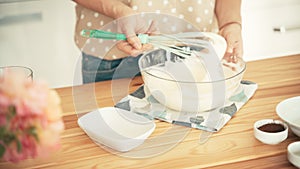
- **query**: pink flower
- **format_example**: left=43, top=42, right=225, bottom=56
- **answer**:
left=0, top=69, right=64, bottom=163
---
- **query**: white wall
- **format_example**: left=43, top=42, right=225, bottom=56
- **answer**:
left=0, top=0, right=82, bottom=88
left=241, top=0, right=300, bottom=61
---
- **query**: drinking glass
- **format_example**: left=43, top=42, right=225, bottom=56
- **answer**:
left=0, top=66, right=33, bottom=80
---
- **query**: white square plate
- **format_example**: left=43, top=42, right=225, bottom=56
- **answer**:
left=78, top=107, right=155, bottom=152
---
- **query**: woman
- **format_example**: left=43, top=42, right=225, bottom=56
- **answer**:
left=73, top=0, right=243, bottom=83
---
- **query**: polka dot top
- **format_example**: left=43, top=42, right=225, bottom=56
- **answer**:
left=75, top=0, right=219, bottom=60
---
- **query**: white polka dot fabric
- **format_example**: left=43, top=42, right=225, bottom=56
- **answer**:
left=75, top=0, right=219, bottom=59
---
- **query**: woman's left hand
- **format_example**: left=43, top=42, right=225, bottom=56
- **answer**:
left=219, top=23, right=243, bottom=62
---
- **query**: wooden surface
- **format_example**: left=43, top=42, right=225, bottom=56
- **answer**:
left=1, top=54, right=300, bottom=169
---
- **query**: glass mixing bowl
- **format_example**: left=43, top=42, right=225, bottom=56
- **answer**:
left=138, top=48, right=246, bottom=112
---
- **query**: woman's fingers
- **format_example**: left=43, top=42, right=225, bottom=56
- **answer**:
left=223, top=41, right=238, bottom=63
left=117, top=41, right=153, bottom=57
left=219, top=23, right=243, bottom=63
left=127, top=35, right=142, bottom=50
left=142, top=43, right=154, bottom=51
left=117, top=41, right=141, bottom=56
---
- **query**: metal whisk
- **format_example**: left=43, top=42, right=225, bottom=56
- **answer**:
left=80, top=30, right=211, bottom=59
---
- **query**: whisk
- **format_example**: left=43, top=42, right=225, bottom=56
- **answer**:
left=80, top=29, right=211, bottom=59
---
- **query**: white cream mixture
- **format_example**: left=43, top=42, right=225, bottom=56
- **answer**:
left=142, top=55, right=243, bottom=112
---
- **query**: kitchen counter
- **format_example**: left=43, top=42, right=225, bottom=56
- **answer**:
left=1, top=54, right=300, bottom=168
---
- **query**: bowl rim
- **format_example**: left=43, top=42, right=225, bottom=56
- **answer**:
left=276, top=96, right=300, bottom=128
left=0, top=65, right=33, bottom=79
left=254, top=119, right=288, bottom=134
left=288, top=141, right=300, bottom=156
left=287, top=141, right=300, bottom=168
left=139, top=49, right=246, bottom=83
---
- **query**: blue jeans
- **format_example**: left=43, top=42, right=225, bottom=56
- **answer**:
left=81, top=53, right=142, bottom=83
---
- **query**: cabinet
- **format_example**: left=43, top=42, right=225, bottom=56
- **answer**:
left=242, top=0, right=300, bottom=61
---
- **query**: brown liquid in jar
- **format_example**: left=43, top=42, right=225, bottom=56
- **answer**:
left=258, top=123, right=285, bottom=133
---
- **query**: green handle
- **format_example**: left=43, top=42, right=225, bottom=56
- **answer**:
left=80, top=29, right=149, bottom=43
left=81, top=29, right=127, bottom=40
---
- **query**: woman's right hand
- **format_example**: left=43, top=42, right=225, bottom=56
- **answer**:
left=116, top=15, right=159, bottom=56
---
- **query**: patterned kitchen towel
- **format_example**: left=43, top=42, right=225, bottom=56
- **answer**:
left=115, top=80, right=258, bottom=132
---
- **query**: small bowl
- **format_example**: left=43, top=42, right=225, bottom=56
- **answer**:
left=276, top=96, right=300, bottom=137
left=78, top=107, right=155, bottom=152
left=254, top=119, right=288, bottom=145
left=287, top=141, right=300, bottom=168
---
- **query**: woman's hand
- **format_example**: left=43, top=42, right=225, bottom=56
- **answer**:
left=116, top=15, right=158, bottom=56
left=219, top=23, right=243, bottom=63
left=74, top=0, right=158, bottom=57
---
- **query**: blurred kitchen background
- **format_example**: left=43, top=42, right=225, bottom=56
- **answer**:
left=0, top=0, right=300, bottom=88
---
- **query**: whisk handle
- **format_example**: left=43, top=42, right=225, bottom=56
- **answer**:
left=81, top=29, right=149, bottom=43
left=81, top=29, right=127, bottom=40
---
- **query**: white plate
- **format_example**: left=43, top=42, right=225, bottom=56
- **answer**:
left=276, top=96, right=300, bottom=137
left=78, top=107, right=155, bottom=152
left=288, top=141, right=300, bottom=168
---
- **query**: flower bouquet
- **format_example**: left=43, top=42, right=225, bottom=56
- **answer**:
left=0, top=68, right=64, bottom=162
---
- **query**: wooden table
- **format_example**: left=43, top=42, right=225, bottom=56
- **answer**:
left=1, top=54, right=300, bottom=169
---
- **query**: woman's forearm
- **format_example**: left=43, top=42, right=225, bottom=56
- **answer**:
left=215, top=0, right=242, bottom=29
left=73, top=0, right=135, bottom=19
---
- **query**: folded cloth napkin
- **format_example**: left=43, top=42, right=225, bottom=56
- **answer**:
left=115, top=80, right=258, bottom=132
